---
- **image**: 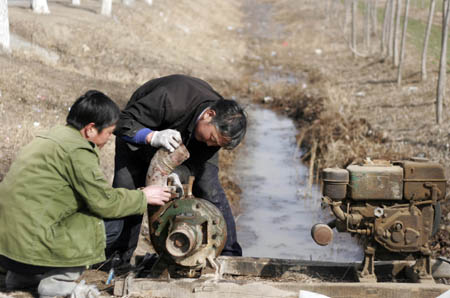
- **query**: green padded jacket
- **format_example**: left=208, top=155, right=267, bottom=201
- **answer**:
left=0, top=125, right=146, bottom=267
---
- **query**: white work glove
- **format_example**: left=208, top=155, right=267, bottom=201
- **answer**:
left=150, top=129, right=182, bottom=152
left=168, top=173, right=184, bottom=197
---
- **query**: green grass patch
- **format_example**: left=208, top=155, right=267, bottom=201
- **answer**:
left=375, top=1, right=448, bottom=67
left=352, top=0, right=449, bottom=66
left=407, top=16, right=443, bottom=65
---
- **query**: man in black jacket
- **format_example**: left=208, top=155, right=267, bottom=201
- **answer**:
left=109, top=74, right=247, bottom=261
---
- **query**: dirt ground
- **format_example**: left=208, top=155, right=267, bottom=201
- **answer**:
left=1, top=0, right=450, bottom=296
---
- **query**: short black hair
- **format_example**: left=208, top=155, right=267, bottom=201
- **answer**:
left=66, top=90, right=120, bottom=132
left=210, top=99, right=247, bottom=149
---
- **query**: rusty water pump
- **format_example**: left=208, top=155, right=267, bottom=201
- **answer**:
left=312, top=157, right=446, bottom=282
left=144, top=145, right=227, bottom=277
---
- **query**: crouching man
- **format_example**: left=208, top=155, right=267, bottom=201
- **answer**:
left=109, top=74, right=247, bottom=262
left=0, top=91, right=171, bottom=297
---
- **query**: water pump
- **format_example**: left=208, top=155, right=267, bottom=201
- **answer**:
left=144, top=146, right=227, bottom=278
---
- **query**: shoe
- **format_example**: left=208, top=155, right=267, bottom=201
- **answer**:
left=40, top=280, right=100, bottom=298
left=37, top=267, right=84, bottom=297
left=5, top=271, right=41, bottom=290
left=69, top=279, right=100, bottom=298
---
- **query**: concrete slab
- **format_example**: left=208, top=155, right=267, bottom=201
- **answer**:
left=114, top=277, right=450, bottom=298
left=114, top=256, right=450, bottom=297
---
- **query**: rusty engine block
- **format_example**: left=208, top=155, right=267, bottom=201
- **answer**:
left=312, top=157, right=446, bottom=282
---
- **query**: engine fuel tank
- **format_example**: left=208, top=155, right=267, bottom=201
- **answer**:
left=347, top=163, right=403, bottom=200
left=395, top=159, right=446, bottom=201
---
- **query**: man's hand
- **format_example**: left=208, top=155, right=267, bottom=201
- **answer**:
left=141, top=185, right=171, bottom=206
left=149, top=129, right=182, bottom=152
left=168, top=173, right=184, bottom=197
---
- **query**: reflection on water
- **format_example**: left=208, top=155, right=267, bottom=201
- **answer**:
left=235, top=105, right=363, bottom=261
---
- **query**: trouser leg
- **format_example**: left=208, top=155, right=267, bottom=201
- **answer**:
left=37, top=267, right=85, bottom=298
left=0, top=255, right=48, bottom=290
left=192, top=162, right=242, bottom=256
left=0, top=256, right=96, bottom=297
left=106, top=138, right=150, bottom=261
left=5, top=271, right=42, bottom=290
left=104, top=217, right=124, bottom=258
left=104, top=214, right=143, bottom=262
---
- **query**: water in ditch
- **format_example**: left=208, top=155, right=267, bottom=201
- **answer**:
left=235, top=104, right=363, bottom=262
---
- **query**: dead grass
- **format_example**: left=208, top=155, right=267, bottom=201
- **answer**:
left=2, top=0, right=450, bottom=293
left=0, top=0, right=249, bottom=182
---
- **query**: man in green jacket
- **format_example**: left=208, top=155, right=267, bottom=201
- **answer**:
left=0, top=91, right=171, bottom=297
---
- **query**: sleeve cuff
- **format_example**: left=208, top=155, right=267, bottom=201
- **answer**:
left=121, top=128, right=152, bottom=144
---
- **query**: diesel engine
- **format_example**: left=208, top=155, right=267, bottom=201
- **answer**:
left=311, top=157, right=446, bottom=282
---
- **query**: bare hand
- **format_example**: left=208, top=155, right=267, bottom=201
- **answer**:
left=141, top=185, right=171, bottom=206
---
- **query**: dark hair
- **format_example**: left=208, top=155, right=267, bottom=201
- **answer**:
left=210, top=99, right=247, bottom=149
left=66, top=90, right=120, bottom=132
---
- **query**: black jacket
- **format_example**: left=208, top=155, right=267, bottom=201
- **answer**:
left=114, top=74, right=224, bottom=182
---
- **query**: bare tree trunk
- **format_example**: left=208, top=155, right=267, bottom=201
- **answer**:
left=371, top=0, right=378, bottom=37
left=101, top=0, right=112, bottom=16
left=0, top=0, right=10, bottom=52
left=381, top=0, right=391, bottom=54
left=330, top=0, right=338, bottom=18
left=397, top=0, right=410, bottom=85
left=122, top=0, right=134, bottom=6
left=421, top=0, right=436, bottom=81
left=365, top=0, right=371, bottom=51
left=436, top=0, right=450, bottom=124
left=388, top=0, right=396, bottom=57
left=344, top=0, right=352, bottom=36
left=326, top=0, right=331, bottom=23
left=352, top=0, right=357, bottom=58
left=393, top=0, right=402, bottom=66
left=32, top=0, right=50, bottom=14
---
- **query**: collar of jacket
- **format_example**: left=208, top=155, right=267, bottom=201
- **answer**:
left=185, top=101, right=214, bottom=145
left=38, top=125, right=100, bottom=157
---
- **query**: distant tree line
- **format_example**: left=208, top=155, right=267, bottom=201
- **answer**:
left=323, top=0, right=450, bottom=124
